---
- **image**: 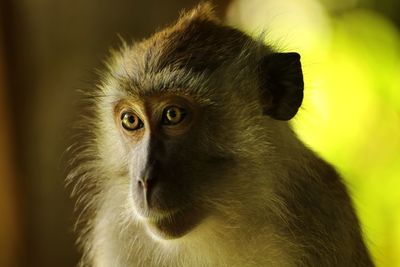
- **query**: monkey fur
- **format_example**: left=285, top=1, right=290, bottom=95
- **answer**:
left=67, top=3, right=374, bottom=267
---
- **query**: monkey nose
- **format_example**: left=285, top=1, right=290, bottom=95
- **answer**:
left=137, top=174, right=156, bottom=206
left=138, top=175, right=154, bottom=190
left=137, top=178, right=150, bottom=190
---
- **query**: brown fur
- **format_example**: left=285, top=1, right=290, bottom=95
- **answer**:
left=67, top=3, right=374, bottom=266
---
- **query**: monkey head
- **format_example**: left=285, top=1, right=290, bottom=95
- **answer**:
left=83, top=3, right=303, bottom=242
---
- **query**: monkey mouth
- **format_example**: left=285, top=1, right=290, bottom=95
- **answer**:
left=143, top=206, right=203, bottom=240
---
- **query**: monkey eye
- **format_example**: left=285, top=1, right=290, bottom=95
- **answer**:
left=162, top=106, right=187, bottom=125
left=121, top=112, right=143, bottom=131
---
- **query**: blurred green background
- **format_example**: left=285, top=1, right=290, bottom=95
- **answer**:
left=0, top=0, right=398, bottom=266
left=228, top=0, right=400, bottom=266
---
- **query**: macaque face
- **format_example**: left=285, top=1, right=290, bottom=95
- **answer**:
left=113, top=93, right=232, bottom=240
left=98, top=3, right=303, bottom=242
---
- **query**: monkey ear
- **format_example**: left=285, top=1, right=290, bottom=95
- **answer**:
left=259, top=52, right=304, bottom=121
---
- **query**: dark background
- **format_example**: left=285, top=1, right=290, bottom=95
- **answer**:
left=0, top=1, right=229, bottom=266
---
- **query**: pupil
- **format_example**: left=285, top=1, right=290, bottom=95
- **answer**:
left=128, top=115, right=135, bottom=124
left=169, top=110, right=177, bottom=118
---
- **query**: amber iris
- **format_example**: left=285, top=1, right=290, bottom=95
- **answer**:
left=121, top=112, right=143, bottom=131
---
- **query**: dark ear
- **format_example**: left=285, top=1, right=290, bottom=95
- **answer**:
left=259, top=52, right=304, bottom=120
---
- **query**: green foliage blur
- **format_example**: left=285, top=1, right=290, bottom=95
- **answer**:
left=227, top=0, right=400, bottom=266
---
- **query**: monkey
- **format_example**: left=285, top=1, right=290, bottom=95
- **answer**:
left=67, top=3, right=375, bottom=267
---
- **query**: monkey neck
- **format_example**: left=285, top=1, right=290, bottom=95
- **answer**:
left=90, top=211, right=295, bottom=267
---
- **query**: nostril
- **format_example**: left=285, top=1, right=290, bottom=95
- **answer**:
left=138, top=178, right=152, bottom=190
left=137, top=175, right=156, bottom=191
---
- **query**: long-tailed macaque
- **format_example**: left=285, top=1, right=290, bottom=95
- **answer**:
left=67, top=3, right=374, bottom=266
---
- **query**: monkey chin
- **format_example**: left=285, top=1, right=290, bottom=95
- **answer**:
left=143, top=207, right=204, bottom=241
